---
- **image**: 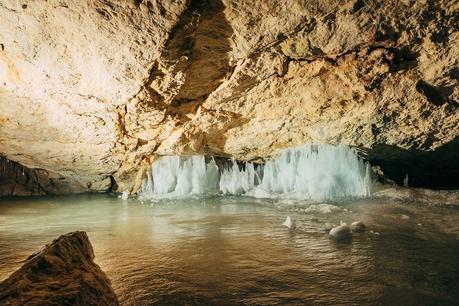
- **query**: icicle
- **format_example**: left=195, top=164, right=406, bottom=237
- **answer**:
left=403, top=173, right=409, bottom=187
left=254, top=144, right=371, bottom=200
left=219, top=160, right=256, bottom=195
left=140, top=155, right=220, bottom=198
left=139, top=144, right=372, bottom=201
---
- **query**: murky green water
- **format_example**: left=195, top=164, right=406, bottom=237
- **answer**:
left=1, top=188, right=459, bottom=305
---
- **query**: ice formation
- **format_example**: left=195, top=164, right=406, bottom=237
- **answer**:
left=282, top=216, right=296, bottom=229
left=140, top=144, right=371, bottom=200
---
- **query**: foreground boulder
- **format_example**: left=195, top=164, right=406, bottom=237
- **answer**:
left=0, top=231, right=119, bottom=306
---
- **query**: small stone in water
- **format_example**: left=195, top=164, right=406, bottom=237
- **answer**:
left=282, top=216, right=296, bottom=229
left=329, top=223, right=351, bottom=240
left=401, top=214, right=410, bottom=220
left=121, top=191, right=129, bottom=200
left=351, top=221, right=366, bottom=233
left=324, top=223, right=334, bottom=232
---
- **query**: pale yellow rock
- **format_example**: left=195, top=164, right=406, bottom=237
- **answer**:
left=0, top=0, right=457, bottom=194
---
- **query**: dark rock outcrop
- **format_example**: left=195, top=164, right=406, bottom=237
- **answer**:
left=0, top=231, right=119, bottom=306
left=0, top=156, right=60, bottom=196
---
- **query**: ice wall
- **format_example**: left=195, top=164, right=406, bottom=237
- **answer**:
left=140, top=145, right=371, bottom=200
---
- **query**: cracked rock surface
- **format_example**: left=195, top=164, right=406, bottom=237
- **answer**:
left=0, top=0, right=458, bottom=194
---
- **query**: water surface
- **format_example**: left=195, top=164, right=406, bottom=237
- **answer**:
left=1, top=188, right=459, bottom=305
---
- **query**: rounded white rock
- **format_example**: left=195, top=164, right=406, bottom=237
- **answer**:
left=329, top=223, right=351, bottom=240
left=282, top=216, right=296, bottom=229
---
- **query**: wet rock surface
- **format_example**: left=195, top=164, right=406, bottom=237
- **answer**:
left=329, top=223, right=352, bottom=241
left=351, top=221, right=366, bottom=233
left=0, top=231, right=119, bottom=306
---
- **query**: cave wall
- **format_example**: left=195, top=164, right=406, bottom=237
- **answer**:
left=0, top=0, right=458, bottom=194
left=0, top=156, right=62, bottom=196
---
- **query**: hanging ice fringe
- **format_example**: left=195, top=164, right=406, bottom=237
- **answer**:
left=140, top=144, right=371, bottom=201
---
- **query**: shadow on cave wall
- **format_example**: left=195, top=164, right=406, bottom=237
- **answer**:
left=366, top=137, right=459, bottom=189
left=151, top=0, right=233, bottom=105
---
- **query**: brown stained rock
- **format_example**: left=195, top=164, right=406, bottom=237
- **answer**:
left=0, top=232, right=119, bottom=306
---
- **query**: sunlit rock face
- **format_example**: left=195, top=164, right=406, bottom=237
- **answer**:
left=0, top=0, right=458, bottom=194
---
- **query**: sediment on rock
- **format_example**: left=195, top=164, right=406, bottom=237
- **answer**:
left=0, top=231, right=119, bottom=306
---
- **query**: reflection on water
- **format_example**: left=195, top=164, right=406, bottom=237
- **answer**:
left=1, top=189, right=459, bottom=305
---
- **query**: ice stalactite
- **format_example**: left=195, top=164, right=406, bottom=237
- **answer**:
left=140, top=145, right=372, bottom=201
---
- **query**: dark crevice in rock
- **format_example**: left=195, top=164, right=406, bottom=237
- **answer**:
left=108, top=175, right=118, bottom=193
left=133, top=0, right=142, bottom=8
left=388, top=47, right=419, bottom=72
left=351, top=0, right=366, bottom=13
left=366, top=137, right=459, bottom=189
left=415, top=80, right=454, bottom=106
left=245, top=17, right=318, bottom=59
left=95, top=8, right=112, bottom=20
left=277, top=42, right=393, bottom=66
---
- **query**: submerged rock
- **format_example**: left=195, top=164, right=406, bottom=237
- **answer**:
left=329, top=223, right=352, bottom=240
left=351, top=221, right=367, bottom=233
left=0, top=231, right=119, bottom=306
left=282, top=216, right=296, bottom=229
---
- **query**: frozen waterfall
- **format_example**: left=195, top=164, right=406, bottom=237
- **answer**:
left=253, top=145, right=371, bottom=200
left=140, top=156, right=220, bottom=198
left=139, top=144, right=371, bottom=200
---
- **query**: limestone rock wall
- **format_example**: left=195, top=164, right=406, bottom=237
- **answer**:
left=0, top=0, right=458, bottom=194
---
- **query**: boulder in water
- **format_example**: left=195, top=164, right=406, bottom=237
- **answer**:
left=351, top=221, right=366, bottom=233
left=329, top=222, right=351, bottom=240
left=0, top=231, right=119, bottom=306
